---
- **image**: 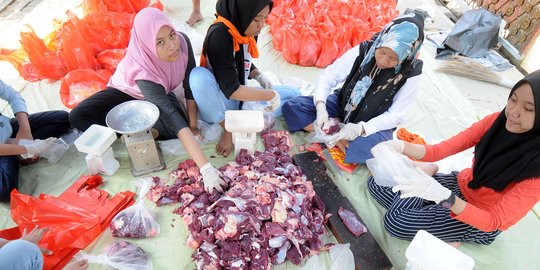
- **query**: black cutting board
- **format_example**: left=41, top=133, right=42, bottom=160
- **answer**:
left=293, top=151, right=392, bottom=270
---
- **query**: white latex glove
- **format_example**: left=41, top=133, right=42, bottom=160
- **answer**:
left=22, top=138, right=55, bottom=158
left=266, top=90, right=281, bottom=112
left=372, top=140, right=405, bottom=154
left=392, top=167, right=451, bottom=204
left=200, top=163, right=226, bottom=193
left=315, top=101, right=330, bottom=133
left=328, top=123, right=363, bottom=147
left=255, top=72, right=273, bottom=89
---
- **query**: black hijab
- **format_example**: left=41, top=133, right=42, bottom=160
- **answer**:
left=338, top=10, right=426, bottom=124
left=215, top=0, right=273, bottom=36
left=470, top=70, right=540, bottom=191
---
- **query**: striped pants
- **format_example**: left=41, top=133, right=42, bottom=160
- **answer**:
left=367, top=172, right=500, bottom=245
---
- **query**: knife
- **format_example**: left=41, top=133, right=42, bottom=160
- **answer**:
left=319, top=143, right=343, bottom=178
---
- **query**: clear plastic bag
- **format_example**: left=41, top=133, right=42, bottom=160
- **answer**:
left=110, top=178, right=160, bottom=238
left=40, top=138, right=69, bottom=163
left=366, top=144, right=421, bottom=187
left=241, top=101, right=276, bottom=132
left=158, top=139, right=186, bottom=156
left=305, top=118, right=341, bottom=146
left=198, top=120, right=223, bottom=144
left=75, top=240, right=152, bottom=270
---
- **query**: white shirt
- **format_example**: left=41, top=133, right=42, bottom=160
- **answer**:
left=315, top=44, right=421, bottom=136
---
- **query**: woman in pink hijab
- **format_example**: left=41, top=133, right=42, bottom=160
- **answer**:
left=70, top=7, right=225, bottom=193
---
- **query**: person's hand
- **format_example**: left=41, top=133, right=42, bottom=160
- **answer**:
left=21, top=225, right=52, bottom=255
left=200, top=163, right=226, bottom=193
left=255, top=72, right=273, bottom=89
left=23, top=138, right=55, bottom=157
left=15, top=127, right=33, bottom=142
left=315, top=101, right=330, bottom=133
left=392, top=167, right=451, bottom=204
left=372, top=140, right=405, bottom=155
left=266, top=90, right=281, bottom=112
left=190, top=126, right=202, bottom=141
left=64, top=259, right=89, bottom=270
left=328, top=123, right=363, bottom=147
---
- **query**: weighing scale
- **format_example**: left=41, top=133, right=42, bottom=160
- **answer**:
left=224, top=110, right=264, bottom=156
left=106, top=100, right=165, bottom=176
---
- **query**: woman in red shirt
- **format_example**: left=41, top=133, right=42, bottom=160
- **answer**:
left=368, top=70, right=540, bottom=244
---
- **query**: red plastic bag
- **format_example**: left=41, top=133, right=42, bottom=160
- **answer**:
left=316, top=35, right=339, bottom=68
left=281, top=28, right=300, bottom=64
left=60, top=69, right=110, bottom=109
left=81, top=11, right=134, bottom=54
left=10, top=190, right=102, bottom=268
left=60, top=11, right=100, bottom=72
left=97, top=48, right=127, bottom=73
left=0, top=175, right=136, bottom=270
left=298, top=29, right=320, bottom=67
left=20, top=25, right=67, bottom=80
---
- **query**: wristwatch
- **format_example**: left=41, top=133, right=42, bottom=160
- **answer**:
left=437, top=192, right=456, bottom=209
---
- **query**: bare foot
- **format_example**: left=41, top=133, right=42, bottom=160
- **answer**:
left=216, top=131, right=233, bottom=157
left=449, top=242, right=461, bottom=248
left=63, top=260, right=88, bottom=270
left=186, top=11, right=203, bottom=26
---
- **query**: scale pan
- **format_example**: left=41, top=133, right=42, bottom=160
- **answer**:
left=106, top=100, right=160, bottom=134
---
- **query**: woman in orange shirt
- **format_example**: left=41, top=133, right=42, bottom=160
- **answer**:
left=368, top=70, right=540, bottom=244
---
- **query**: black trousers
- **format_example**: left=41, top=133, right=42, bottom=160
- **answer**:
left=69, top=88, right=185, bottom=140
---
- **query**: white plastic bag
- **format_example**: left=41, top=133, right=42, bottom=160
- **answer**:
left=406, top=230, right=474, bottom=270
left=366, top=144, right=421, bottom=187
left=110, top=178, right=160, bottom=238
left=75, top=240, right=152, bottom=270
left=330, top=243, right=355, bottom=270
left=282, top=76, right=316, bottom=96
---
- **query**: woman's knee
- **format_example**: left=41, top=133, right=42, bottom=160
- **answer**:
left=383, top=212, right=416, bottom=240
left=189, top=67, right=215, bottom=93
left=68, top=107, right=86, bottom=131
left=0, top=239, right=43, bottom=270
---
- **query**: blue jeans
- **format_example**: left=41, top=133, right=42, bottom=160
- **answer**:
left=189, top=67, right=300, bottom=124
left=282, top=94, right=392, bottom=164
left=0, top=239, right=43, bottom=270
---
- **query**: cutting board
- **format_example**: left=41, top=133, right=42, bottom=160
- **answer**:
left=293, top=151, right=392, bottom=270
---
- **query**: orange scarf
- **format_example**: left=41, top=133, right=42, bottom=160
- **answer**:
left=200, top=15, right=259, bottom=67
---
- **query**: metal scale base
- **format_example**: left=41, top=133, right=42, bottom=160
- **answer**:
left=125, top=129, right=166, bottom=177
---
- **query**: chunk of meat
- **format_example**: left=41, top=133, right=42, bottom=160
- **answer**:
left=338, top=207, right=367, bottom=237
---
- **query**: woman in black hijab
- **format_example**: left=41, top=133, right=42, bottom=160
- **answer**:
left=368, top=70, right=540, bottom=244
left=189, top=0, right=300, bottom=157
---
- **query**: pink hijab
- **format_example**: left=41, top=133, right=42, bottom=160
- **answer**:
left=108, top=7, right=188, bottom=99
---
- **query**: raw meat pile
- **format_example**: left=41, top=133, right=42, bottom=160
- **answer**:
left=148, top=147, right=330, bottom=269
